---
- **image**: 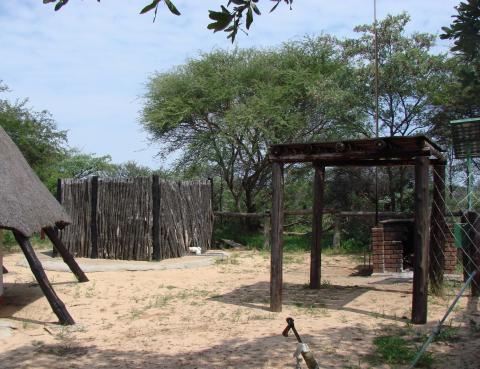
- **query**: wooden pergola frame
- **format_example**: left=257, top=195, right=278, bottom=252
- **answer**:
left=268, top=136, right=446, bottom=324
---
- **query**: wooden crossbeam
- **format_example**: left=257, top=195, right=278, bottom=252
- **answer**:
left=43, top=227, right=89, bottom=283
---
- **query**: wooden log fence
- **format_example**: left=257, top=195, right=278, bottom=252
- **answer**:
left=58, top=176, right=213, bottom=261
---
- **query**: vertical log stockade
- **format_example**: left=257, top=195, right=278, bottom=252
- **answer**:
left=57, top=176, right=213, bottom=261
left=268, top=136, right=447, bottom=324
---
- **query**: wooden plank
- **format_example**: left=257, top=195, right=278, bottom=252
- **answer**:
left=270, top=162, right=284, bottom=312
left=13, top=231, right=75, bottom=325
left=269, top=135, right=444, bottom=156
left=44, top=227, right=89, bottom=283
left=412, top=156, right=430, bottom=324
left=429, top=164, right=446, bottom=290
left=310, top=163, right=325, bottom=289
left=268, top=149, right=431, bottom=164
left=215, top=211, right=267, bottom=218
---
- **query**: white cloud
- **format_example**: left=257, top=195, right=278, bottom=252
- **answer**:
left=0, top=0, right=458, bottom=167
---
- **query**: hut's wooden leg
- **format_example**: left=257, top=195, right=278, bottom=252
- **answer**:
left=43, top=227, right=89, bottom=283
left=13, top=231, right=75, bottom=325
left=412, top=156, right=430, bottom=324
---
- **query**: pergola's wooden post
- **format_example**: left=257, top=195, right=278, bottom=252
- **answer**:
left=13, top=231, right=75, bottom=325
left=472, top=215, right=480, bottom=297
left=43, top=227, right=89, bottom=283
left=412, top=156, right=430, bottom=324
left=310, top=163, right=325, bottom=289
left=270, top=162, right=284, bottom=312
left=429, top=164, right=446, bottom=290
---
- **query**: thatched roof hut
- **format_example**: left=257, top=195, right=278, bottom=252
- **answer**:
left=0, top=126, right=87, bottom=325
left=0, top=126, right=70, bottom=237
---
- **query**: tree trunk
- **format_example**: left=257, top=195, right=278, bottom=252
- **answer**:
left=387, top=167, right=396, bottom=211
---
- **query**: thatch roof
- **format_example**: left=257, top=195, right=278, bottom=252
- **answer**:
left=0, top=126, right=70, bottom=237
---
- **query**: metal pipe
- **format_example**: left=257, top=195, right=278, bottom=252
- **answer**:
left=409, top=271, right=477, bottom=368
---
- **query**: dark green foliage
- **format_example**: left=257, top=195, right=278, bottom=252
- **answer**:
left=43, top=0, right=291, bottom=43
left=0, top=90, right=67, bottom=186
left=438, top=1, right=480, bottom=113
left=441, top=1, right=480, bottom=60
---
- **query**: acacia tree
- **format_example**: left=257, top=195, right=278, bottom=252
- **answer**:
left=141, top=39, right=366, bottom=214
left=343, top=13, right=450, bottom=211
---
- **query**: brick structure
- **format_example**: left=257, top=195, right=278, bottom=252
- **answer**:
left=443, top=224, right=458, bottom=274
left=372, top=220, right=459, bottom=274
left=372, top=219, right=413, bottom=273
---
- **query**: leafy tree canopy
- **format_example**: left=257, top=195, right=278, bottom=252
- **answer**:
left=441, top=0, right=480, bottom=61
left=343, top=13, right=449, bottom=138
left=141, top=38, right=367, bottom=213
left=0, top=85, right=67, bottom=184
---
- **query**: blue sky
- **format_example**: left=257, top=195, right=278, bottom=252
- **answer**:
left=1, top=0, right=459, bottom=168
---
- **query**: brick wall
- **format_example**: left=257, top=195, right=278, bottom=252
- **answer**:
left=444, top=224, right=458, bottom=274
left=372, top=227, right=384, bottom=273
left=372, top=220, right=459, bottom=275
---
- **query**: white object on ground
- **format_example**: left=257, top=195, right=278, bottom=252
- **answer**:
left=294, top=343, right=310, bottom=369
left=189, top=247, right=202, bottom=255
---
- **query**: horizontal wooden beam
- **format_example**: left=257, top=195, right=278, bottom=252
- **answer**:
left=214, top=210, right=409, bottom=218
left=269, top=157, right=445, bottom=167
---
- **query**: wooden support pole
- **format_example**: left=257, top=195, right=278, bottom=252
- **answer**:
left=90, top=176, right=99, bottom=259
left=43, top=227, right=89, bottom=283
left=429, top=164, right=446, bottom=290
left=463, top=212, right=480, bottom=296
left=13, top=231, right=75, bottom=325
left=412, top=156, right=430, bottom=324
left=472, top=214, right=480, bottom=297
left=270, top=162, right=284, bottom=312
left=310, top=163, right=325, bottom=289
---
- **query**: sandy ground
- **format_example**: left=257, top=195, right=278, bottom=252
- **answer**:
left=0, top=250, right=479, bottom=369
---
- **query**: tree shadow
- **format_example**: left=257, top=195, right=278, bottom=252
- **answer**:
left=0, top=280, right=76, bottom=324
left=1, top=319, right=478, bottom=369
left=210, top=281, right=409, bottom=322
